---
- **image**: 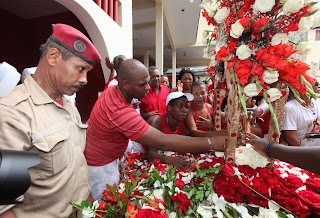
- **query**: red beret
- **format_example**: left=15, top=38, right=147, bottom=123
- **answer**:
left=50, top=23, right=101, bottom=65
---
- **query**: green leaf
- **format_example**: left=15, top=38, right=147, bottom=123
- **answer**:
left=187, top=188, right=196, bottom=199
left=133, top=170, right=142, bottom=177
left=276, top=211, right=289, bottom=218
left=81, top=200, right=89, bottom=208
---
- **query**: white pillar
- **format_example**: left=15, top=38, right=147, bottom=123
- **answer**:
left=172, top=49, right=176, bottom=88
left=155, top=2, right=163, bottom=75
left=144, top=50, right=149, bottom=68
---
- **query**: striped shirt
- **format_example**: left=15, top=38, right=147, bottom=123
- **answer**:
left=85, top=86, right=149, bottom=166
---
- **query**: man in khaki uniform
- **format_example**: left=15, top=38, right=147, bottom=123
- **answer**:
left=0, top=23, right=101, bottom=218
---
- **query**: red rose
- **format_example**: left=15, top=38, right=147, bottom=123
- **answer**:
left=214, top=181, right=235, bottom=200
left=238, top=165, right=256, bottom=177
left=305, top=178, right=320, bottom=192
left=170, top=192, right=192, bottom=215
left=175, top=178, right=185, bottom=190
left=281, top=195, right=310, bottom=218
left=239, top=16, right=250, bottom=28
left=297, top=190, right=320, bottom=214
left=283, top=174, right=304, bottom=191
left=222, top=163, right=235, bottom=176
left=216, top=46, right=229, bottom=61
left=136, top=209, right=168, bottom=218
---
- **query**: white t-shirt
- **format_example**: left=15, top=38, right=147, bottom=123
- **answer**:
left=282, top=98, right=320, bottom=147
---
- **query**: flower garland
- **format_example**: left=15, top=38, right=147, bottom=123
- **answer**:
left=71, top=149, right=320, bottom=218
left=201, top=0, right=320, bottom=135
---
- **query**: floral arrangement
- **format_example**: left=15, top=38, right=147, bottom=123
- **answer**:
left=72, top=149, right=320, bottom=218
left=200, top=0, right=320, bottom=135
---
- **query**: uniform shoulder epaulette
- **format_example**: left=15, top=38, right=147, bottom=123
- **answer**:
left=0, top=84, right=31, bottom=108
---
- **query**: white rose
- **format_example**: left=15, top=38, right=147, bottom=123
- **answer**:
left=236, top=45, right=251, bottom=60
left=253, top=0, right=275, bottom=13
left=244, top=83, right=261, bottom=97
left=82, top=207, right=94, bottom=218
left=214, top=7, right=230, bottom=24
left=295, top=41, right=313, bottom=55
left=298, top=16, right=314, bottom=32
left=152, top=189, right=165, bottom=201
left=271, top=33, right=288, bottom=45
left=283, top=0, right=304, bottom=15
left=267, top=88, right=282, bottom=102
left=230, top=20, right=245, bottom=38
left=263, top=70, right=279, bottom=84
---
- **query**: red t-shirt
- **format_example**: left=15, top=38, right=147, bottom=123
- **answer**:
left=85, top=86, right=149, bottom=166
left=160, top=113, right=184, bottom=135
left=139, top=85, right=170, bottom=114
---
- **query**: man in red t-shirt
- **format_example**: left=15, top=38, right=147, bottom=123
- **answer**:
left=139, top=66, right=170, bottom=120
left=84, top=59, right=226, bottom=201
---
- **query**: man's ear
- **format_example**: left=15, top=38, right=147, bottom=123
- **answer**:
left=121, top=80, right=129, bottom=91
left=46, top=48, right=61, bottom=67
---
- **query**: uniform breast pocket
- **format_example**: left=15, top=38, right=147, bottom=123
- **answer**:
left=31, top=126, right=70, bottom=179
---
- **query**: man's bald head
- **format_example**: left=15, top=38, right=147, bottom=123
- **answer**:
left=118, top=59, right=149, bottom=82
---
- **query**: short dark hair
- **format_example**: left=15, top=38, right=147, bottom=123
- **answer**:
left=113, top=55, right=127, bottom=71
left=178, top=68, right=195, bottom=82
left=191, top=81, right=206, bottom=93
left=39, top=37, right=75, bottom=61
left=315, top=80, right=319, bottom=86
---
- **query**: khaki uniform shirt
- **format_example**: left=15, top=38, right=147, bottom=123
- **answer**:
left=0, top=76, right=90, bottom=218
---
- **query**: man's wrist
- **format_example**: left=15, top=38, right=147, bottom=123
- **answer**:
left=205, top=137, right=213, bottom=151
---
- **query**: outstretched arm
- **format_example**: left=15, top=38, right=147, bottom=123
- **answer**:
left=136, top=125, right=225, bottom=153
left=245, top=132, right=320, bottom=174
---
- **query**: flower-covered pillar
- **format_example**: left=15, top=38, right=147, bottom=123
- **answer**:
left=225, top=67, right=241, bottom=163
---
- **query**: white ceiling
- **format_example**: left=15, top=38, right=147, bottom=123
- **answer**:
left=0, top=0, right=207, bottom=68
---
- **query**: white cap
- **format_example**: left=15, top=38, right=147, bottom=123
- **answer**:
left=166, top=91, right=194, bottom=106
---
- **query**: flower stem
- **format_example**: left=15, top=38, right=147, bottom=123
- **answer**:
left=238, top=179, right=298, bottom=217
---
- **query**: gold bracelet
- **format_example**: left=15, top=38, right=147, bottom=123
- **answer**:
left=204, top=137, right=213, bottom=151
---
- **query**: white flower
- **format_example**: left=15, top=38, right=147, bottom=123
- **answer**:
left=295, top=41, right=313, bottom=55
left=283, top=0, right=304, bottom=15
left=259, top=207, right=278, bottom=218
left=253, top=0, right=275, bottom=13
left=118, top=183, right=125, bottom=194
left=280, top=172, right=289, bottom=179
left=298, top=15, right=314, bottom=32
left=197, top=204, right=214, bottom=218
left=214, top=7, right=230, bottom=24
left=180, top=172, right=196, bottom=184
left=168, top=212, right=177, bottom=218
left=268, top=201, right=280, bottom=211
left=154, top=180, right=161, bottom=188
left=244, top=83, right=261, bottom=97
left=230, top=20, right=245, bottom=38
left=82, top=207, right=94, bottom=218
left=236, top=45, right=252, bottom=60
left=263, top=70, right=279, bottom=84
left=215, top=151, right=224, bottom=158
left=267, top=88, right=282, bottom=102
left=165, top=181, right=173, bottom=190
left=152, top=189, right=165, bottom=201
left=296, top=185, right=307, bottom=192
left=271, top=33, right=288, bottom=45
left=236, top=144, right=269, bottom=168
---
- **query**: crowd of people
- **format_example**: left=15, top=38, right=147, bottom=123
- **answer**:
left=1, top=23, right=320, bottom=218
